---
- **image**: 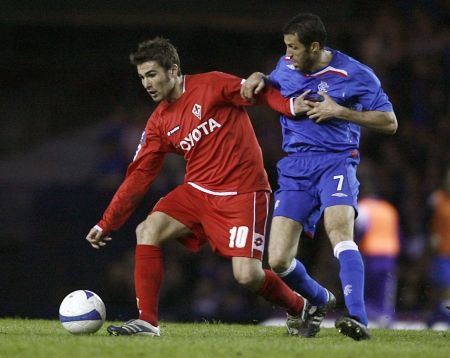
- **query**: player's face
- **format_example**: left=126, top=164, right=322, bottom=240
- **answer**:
left=137, top=61, right=178, bottom=102
left=284, top=33, right=316, bottom=72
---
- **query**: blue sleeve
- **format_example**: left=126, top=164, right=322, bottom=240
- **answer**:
left=354, top=68, right=393, bottom=112
left=267, top=57, right=285, bottom=90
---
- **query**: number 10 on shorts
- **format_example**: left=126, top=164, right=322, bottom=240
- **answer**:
left=229, top=226, right=249, bottom=248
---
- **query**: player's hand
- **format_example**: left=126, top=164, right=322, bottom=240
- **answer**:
left=240, top=72, right=266, bottom=101
left=306, top=92, right=343, bottom=122
left=293, top=89, right=315, bottom=115
left=85, top=225, right=112, bottom=249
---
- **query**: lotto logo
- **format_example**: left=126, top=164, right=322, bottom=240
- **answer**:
left=254, top=237, right=263, bottom=246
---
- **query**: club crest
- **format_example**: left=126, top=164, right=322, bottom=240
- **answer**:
left=192, top=103, right=202, bottom=120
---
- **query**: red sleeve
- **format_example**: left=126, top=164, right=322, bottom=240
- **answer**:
left=212, top=71, right=295, bottom=117
left=255, top=85, right=295, bottom=117
left=97, top=114, right=168, bottom=233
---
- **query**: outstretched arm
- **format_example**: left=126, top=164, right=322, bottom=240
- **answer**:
left=240, top=72, right=314, bottom=116
left=85, top=150, right=164, bottom=250
left=85, top=120, right=167, bottom=249
left=240, top=72, right=268, bottom=100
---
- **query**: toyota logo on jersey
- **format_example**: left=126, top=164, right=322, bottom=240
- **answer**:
left=178, top=118, right=221, bottom=151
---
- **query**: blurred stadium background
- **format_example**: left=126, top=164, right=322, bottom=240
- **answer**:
left=0, top=1, right=449, bottom=327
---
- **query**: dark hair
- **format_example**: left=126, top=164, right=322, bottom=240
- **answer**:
left=129, top=37, right=181, bottom=75
left=283, top=13, right=327, bottom=49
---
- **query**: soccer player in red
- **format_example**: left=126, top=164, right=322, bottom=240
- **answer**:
left=85, top=37, right=307, bottom=336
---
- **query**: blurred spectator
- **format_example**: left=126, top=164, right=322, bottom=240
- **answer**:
left=356, top=173, right=401, bottom=327
left=93, top=105, right=131, bottom=192
left=426, top=166, right=450, bottom=327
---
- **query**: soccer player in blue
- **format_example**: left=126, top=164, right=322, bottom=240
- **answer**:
left=241, top=13, right=397, bottom=340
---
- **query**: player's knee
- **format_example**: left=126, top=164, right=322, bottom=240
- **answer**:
left=234, top=272, right=258, bottom=291
left=136, top=221, right=150, bottom=244
left=268, top=254, right=291, bottom=274
left=135, top=220, right=162, bottom=245
left=233, top=269, right=263, bottom=291
left=328, top=232, right=354, bottom=249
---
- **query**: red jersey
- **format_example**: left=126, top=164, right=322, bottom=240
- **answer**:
left=97, top=71, right=295, bottom=233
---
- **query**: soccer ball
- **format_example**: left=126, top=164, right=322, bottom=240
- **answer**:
left=59, top=290, right=106, bottom=334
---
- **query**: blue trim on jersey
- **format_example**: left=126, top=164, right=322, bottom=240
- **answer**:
left=269, top=48, right=393, bottom=153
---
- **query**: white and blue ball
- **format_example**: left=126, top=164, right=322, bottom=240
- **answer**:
left=59, top=290, right=106, bottom=334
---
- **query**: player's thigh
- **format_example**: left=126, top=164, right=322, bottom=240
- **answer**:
left=203, top=191, right=270, bottom=260
left=137, top=185, right=196, bottom=245
left=268, top=216, right=302, bottom=269
left=323, top=205, right=355, bottom=247
left=137, top=211, right=192, bottom=245
left=273, top=188, right=320, bottom=238
left=320, top=154, right=359, bottom=246
left=319, top=154, right=359, bottom=217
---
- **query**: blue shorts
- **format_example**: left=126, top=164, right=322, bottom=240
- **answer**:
left=273, top=150, right=360, bottom=236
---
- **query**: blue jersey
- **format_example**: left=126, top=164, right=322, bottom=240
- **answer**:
left=269, top=48, right=393, bottom=153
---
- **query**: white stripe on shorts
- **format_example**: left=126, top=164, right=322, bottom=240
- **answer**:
left=187, top=182, right=237, bottom=196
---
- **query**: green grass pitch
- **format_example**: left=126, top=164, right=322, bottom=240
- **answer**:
left=0, top=319, right=447, bottom=357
